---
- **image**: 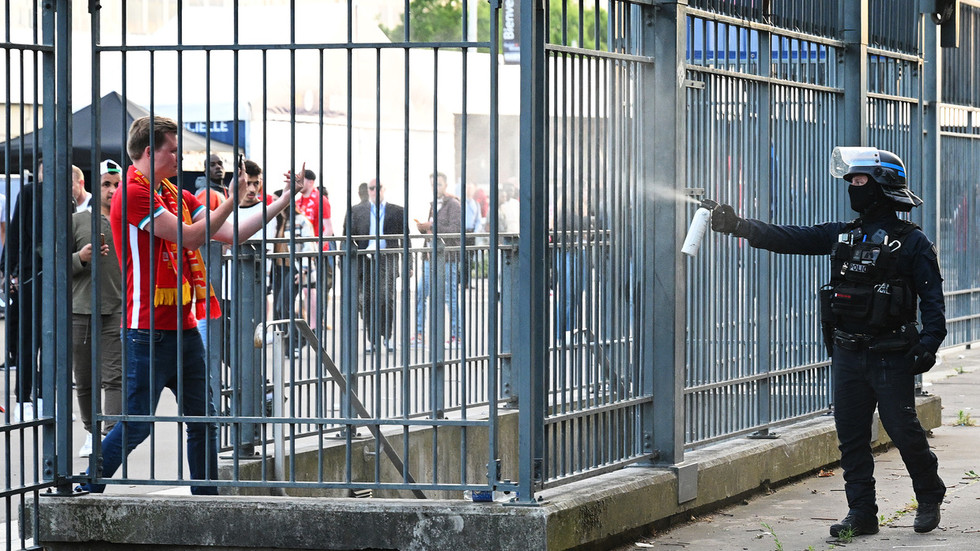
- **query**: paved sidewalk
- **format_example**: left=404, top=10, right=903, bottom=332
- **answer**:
left=618, top=344, right=980, bottom=551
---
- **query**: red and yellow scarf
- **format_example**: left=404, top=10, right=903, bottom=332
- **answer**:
left=133, top=168, right=221, bottom=320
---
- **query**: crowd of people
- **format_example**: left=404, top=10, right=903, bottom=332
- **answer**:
left=3, top=115, right=493, bottom=493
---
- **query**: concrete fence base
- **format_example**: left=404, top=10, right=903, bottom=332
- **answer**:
left=25, top=395, right=940, bottom=550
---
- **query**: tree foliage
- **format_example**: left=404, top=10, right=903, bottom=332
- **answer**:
left=380, top=0, right=465, bottom=43
left=381, top=0, right=607, bottom=50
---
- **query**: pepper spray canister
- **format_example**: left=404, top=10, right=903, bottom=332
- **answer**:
left=681, top=199, right=718, bottom=257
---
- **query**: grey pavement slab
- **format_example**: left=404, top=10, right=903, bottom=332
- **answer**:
left=617, top=345, right=980, bottom=551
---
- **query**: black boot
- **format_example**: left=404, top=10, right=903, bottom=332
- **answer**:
left=830, top=513, right=880, bottom=537
left=913, top=502, right=941, bottom=533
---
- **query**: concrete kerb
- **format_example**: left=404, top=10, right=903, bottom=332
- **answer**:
left=25, top=396, right=941, bottom=550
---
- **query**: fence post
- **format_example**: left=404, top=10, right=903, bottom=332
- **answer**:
left=754, top=13, right=774, bottom=438
left=919, top=9, right=943, bottom=391
left=515, top=0, right=547, bottom=504
left=232, top=243, right=263, bottom=455
left=340, top=245, right=358, bottom=419
left=499, top=236, right=518, bottom=405
left=641, top=0, right=688, bottom=468
left=432, top=251, right=446, bottom=416
left=46, top=0, right=73, bottom=493
left=840, top=2, right=869, bottom=172
left=920, top=8, right=942, bottom=252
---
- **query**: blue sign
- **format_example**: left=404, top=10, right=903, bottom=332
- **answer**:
left=184, top=120, right=247, bottom=150
left=502, top=0, right=520, bottom=65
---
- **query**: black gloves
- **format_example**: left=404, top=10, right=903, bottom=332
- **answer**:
left=905, top=343, right=937, bottom=375
left=711, top=204, right=743, bottom=234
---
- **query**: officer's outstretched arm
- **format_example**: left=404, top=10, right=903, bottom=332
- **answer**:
left=708, top=203, right=840, bottom=255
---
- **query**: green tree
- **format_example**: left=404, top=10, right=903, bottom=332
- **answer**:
left=381, top=0, right=607, bottom=51
left=380, top=0, right=465, bottom=43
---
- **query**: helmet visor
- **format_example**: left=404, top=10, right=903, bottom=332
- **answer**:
left=830, top=146, right=879, bottom=179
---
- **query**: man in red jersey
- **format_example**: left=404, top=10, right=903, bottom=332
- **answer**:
left=78, top=116, right=295, bottom=495
left=294, top=168, right=334, bottom=333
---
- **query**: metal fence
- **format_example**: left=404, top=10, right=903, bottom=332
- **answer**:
left=939, top=2, right=980, bottom=346
left=682, top=2, right=844, bottom=446
left=4, top=1, right=980, bottom=548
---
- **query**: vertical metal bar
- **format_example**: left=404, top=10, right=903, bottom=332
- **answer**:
left=88, top=0, right=106, bottom=463
left=644, top=0, right=686, bottom=466
left=841, top=2, right=869, bottom=151
left=516, top=0, right=547, bottom=503
left=46, top=0, right=72, bottom=493
left=918, top=8, right=942, bottom=392
left=397, top=0, right=414, bottom=485
left=756, top=21, right=773, bottom=434
left=920, top=9, right=940, bottom=242
left=488, top=0, right=501, bottom=491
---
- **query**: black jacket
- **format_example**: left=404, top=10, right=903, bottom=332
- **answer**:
left=344, top=201, right=408, bottom=273
left=5, top=182, right=41, bottom=281
left=733, top=210, right=946, bottom=354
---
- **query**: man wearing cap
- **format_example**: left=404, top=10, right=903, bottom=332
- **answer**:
left=710, top=147, right=946, bottom=538
left=69, top=159, right=124, bottom=457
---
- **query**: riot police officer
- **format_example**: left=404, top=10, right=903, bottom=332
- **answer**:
left=710, top=147, right=946, bottom=537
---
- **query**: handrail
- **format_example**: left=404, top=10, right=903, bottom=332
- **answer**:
left=254, top=320, right=427, bottom=499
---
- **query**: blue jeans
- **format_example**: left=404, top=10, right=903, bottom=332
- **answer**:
left=83, top=328, right=219, bottom=495
left=832, top=344, right=945, bottom=517
left=416, top=258, right=459, bottom=338
left=196, top=317, right=223, bottom=416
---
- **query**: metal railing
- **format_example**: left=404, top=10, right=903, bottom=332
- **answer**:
left=208, top=236, right=516, bottom=452
left=3, top=4, right=980, bottom=542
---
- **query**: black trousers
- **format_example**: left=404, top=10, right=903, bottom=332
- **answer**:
left=6, top=278, right=42, bottom=402
left=357, top=256, right=396, bottom=342
left=271, top=264, right=299, bottom=322
left=832, top=344, right=946, bottom=517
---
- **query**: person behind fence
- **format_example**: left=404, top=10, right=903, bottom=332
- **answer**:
left=70, top=159, right=124, bottom=458
left=6, top=156, right=43, bottom=422
left=414, top=171, right=461, bottom=347
left=345, top=178, right=408, bottom=353
left=460, top=181, right=484, bottom=289
left=270, top=189, right=317, bottom=357
left=78, top=116, right=295, bottom=495
left=71, top=164, right=92, bottom=212
left=709, top=147, right=946, bottom=537
left=195, top=153, right=229, bottom=209
left=233, top=160, right=277, bottom=347
left=553, top=194, right=592, bottom=343
left=294, top=168, right=334, bottom=332
left=195, top=153, right=232, bottom=416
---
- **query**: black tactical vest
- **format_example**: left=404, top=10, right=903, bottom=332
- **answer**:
left=821, top=219, right=918, bottom=333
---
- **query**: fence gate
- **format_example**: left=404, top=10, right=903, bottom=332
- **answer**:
left=3, top=0, right=513, bottom=542
left=2, top=1, right=75, bottom=549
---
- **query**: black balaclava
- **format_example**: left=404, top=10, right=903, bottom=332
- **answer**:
left=848, top=180, right=882, bottom=213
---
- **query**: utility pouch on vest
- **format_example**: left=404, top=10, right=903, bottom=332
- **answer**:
left=870, top=284, right=892, bottom=327
left=819, top=285, right=837, bottom=356
left=869, top=323, right=919, bottom=352
left=829, top=282, right=874, bottom=318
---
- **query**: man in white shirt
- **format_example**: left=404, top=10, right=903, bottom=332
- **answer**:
left=72, top=165, right=92, bottom=212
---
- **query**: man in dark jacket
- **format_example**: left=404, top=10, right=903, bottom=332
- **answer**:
left=711, top=147, right=946, bottom=538
left=345, top=179, right=407, bottom=352
left=5, top=158, right=44, bottom=421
